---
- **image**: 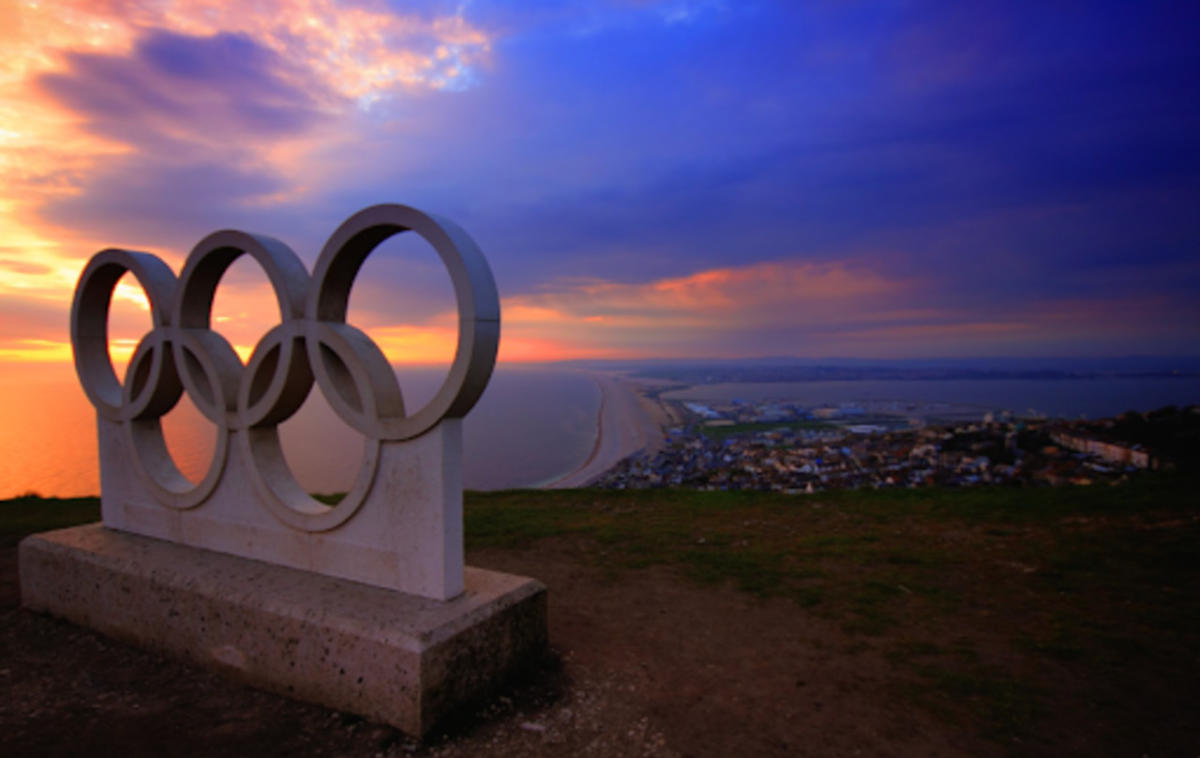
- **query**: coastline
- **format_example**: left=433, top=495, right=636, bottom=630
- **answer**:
left=541, top=372, right=668, bottom=489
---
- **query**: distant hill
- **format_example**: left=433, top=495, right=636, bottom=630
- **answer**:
left=552, top=355, right=1200, bottom=383
left=549, top=355, right=1200, bottom=381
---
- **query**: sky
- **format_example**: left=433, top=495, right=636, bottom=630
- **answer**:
left=1, top=0, right=1198, bottom=369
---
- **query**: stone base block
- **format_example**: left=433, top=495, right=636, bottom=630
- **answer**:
left=18, top=524, right=548, bottom=737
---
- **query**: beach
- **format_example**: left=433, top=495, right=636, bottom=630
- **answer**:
left=542, top=373, right=669, bottom=488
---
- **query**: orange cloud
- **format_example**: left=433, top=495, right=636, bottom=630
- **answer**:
left=0, top=338, right=73, bottom=363
left=0, top=0, right=493, bottom=314
left=4, top=1, right=489, bottom=102
left=489, top=259, right=1200, bottom=360
left=481, top=259, right=912, bottom=360
left=3, top=254, right=1194, bottom=371
left=0, top=335, right=142, bottom=369
left=367, top=323, right=458, bottom=366
left=644, top=261, right=894, bottom=309
left=505, top=258, right=909, bottom=330
left=549, top=260, right=902, bottom=323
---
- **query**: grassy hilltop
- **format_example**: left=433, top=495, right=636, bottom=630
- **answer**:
left=3, top=475, right=1198, bottom=756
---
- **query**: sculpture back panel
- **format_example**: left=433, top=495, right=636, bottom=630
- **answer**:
left=71, top=204, right=500, bottom=601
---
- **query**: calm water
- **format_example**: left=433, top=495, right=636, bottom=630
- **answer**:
left=0, top=365, right=600, bottom=500
left=662, top=377, right=1200, bottom=419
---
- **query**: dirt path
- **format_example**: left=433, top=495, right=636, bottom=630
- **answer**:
left=458, top=545, right=973, bottom=758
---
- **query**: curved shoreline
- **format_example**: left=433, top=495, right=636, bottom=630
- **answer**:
left=542, top=372, right=664, bottom=489
left=565, top=378, right=610, bottom=483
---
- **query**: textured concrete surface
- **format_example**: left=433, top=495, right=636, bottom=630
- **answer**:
left=99, top=416, right=469, bottom=600
left=19, top=523, right=548, bottom=737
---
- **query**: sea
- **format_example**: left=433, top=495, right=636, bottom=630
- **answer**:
left=0, top=364, right=601, bottom=500
left=659, top=377, right=1200, bottom=420
left=2, top=367, right=1197, bottom=500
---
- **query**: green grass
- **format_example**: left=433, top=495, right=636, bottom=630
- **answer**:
left=697, top=419, right=836, bottom=441
left=901, top=663, right=1045, bottom=744
left=460, top=474, right=1199, bottom=749
left=7, top=476, right=1196, bottom=612
left=463, top=474, right=1200, bottom=629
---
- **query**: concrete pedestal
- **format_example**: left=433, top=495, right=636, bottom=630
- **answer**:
left=19, top=524, right=547, bottom=737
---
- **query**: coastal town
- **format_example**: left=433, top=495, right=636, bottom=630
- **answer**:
left=595, top=392, right=1198, bottom=493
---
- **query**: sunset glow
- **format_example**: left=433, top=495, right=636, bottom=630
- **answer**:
left=0, top=0, right=1195, bottom=377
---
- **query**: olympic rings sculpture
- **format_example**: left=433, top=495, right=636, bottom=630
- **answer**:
left=71, top=204, right=499, bottom=532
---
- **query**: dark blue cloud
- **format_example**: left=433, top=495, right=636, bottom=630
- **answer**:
left=40, top=158, right=291, bottom=253
left=34, top=27, right=336, bottom=254
left=393, top=0, right=1199, bottom=322
left=139, top=28, right=273, bottom=80
left=37, top=28, right=328, bottom=152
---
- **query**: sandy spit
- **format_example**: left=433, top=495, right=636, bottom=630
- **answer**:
left=541, top=373, right=668, bottom=489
